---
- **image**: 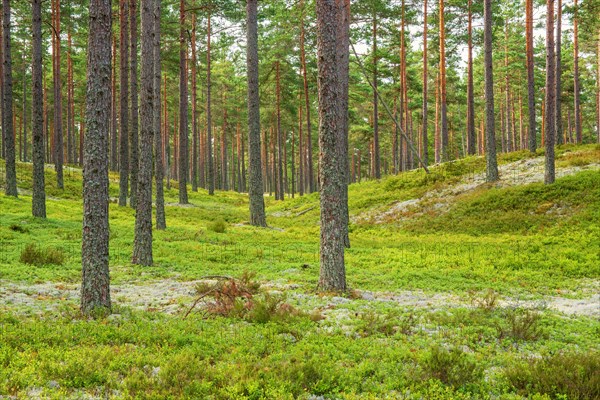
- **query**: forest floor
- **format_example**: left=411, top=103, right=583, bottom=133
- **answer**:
left=1, top=144, right=599, bottom=399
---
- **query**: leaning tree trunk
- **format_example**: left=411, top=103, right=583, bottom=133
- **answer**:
left=153, top=0, right=166, bottom=229
left=526, top=0, right=536, bottom=152
left=118, top=0, right=130, bottom=206
left=132, top=0, right=154, bottom=266
left=316, top=0, right=348, bottom=292
left=246, top=0, right=267, bottom=226
left=545, top=0, right=556, bottom=184
left=483, top=0, right=498, bottom=182
left=178, top=0, right=188, bottom=204
left=2, top=0, right=16, bottom=197
left=81, top=0, right=112, bottom=316
left=129, top=0, right=139, bottom=209
left=32, top=0, right=46, bottom=217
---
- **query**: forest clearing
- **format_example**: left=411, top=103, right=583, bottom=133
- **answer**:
left=1, top=0, right=600, bottom=398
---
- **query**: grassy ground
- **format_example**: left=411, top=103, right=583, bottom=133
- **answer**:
left=0, top=144, right=599, bottom=399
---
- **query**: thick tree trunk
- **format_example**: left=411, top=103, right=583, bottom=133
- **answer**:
left=81, top=0, right=112, bottom=316
left=422, top=0, right=429, bottom=165
left=545, top=0, right=556, bottom=184
left=178, top=0, right=188, bottom=204
left=484, top=0, right=498, bottom=182
left=32, top=0, right=45, bottom=216
left=52, top=0, right=64, bottom=189
left=118, top=0, right=130, bottom=206
left=526, top=0, right=536, bottom=152
left=246, top=0, right=266, bottom=225
left=338, top=0, right=350, bottom=247
left=555, top=0, right=563, bottom=145
left=153, top=0, right=165, bottom=230
left=573, top=0, right=581, bottom=143
left=133, top=0, right=154, bottom=266
left=316, top=0, right=348, bottom=292
left=2, top=0, right=16, bottom=197
left=206, top=13, right=214, bottom=195
left=130, top=0, right=139, bottom=209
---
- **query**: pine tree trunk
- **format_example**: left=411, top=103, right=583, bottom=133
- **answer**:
left=316, top=0, right=348, bottom=292
left=276, top=61, right=284, bottom=200
left=573, top=0, right=581, bottom=144
left=32, top=0, right=45, bottom=216
left=191, top=13, right=198, bottom=192
left=81, top=0, right=112, bottom=316
left=133, top=0, right=154, bottom=266
left=422, top=0, right=429, bottom=165
left=338, top=0, right=350, bottom=248
left=118, top=0, right=130, bottom=206
left=178, top=0, right=188, bottom=204
left=545, top=0, right=556, bottom=184
left=111, top=34, right=118, bottom=171
left=439, top=0, right=448, bottom=161
left=22, top=61, right=27, bottom=163
left=484, top=0, right=498, bottom=181
left=372, top=13, right=380, bottom=179
left=206, top=12, right=214, bottom=195
left=298, top=105, right=304, bottom=195
left=221, top=94, right=228, bottom=191
left=526, top=0, right=536, bottom=152
left=597, top=30, right=600, bottom=143
left=129, top=0, right=139, bottom=209
left=153, top=0, right=165, bottom=230
left=299, top=0, right=314, bottom=193
left=2, top=0, right=16, bottom=196
left=466, top=0, right=475, bottom=155
left=555, top=0, right=563, bottom=145
left=504, top=22, right=512, bottom=153
left=52, top=0, right=64, bottom=189
left=67, top=31, right=73, bottom=164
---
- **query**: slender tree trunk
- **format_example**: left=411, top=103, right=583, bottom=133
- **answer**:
left=573, top=0, right=581, bottom=143
left=338, top=0, right=350, bottom=247
left=81, top=0, right=112, bottom=316
left=133, top=0, right=154, bottom=266
left=597, top=30, right=600, bottom=143
left=2, top=0, right=16, bottom=196
left=118, top=0, right=130, bottom=206
left=299, top=0, right=314, bottom=193
left=111, top=34, right=118, bottom=170
left=52, top=0, right=64, bottom=189
left=79, top=104, right=84, bottom=167
left=206, top=12, right=214, bottom=195
left=298, top=105, right=304, bottom=195
left=526, top=0, right=536, bottom=152
left=221, top=93, right=228, bottom=191
left=421, top=0, right=429, bottom=166
left=191, top=13, right=198, bottom=192
left=545, top=0, right=556, bottom=184
left=153, top=0, right=165, bottom=230
left=32, top=0, right=45, bottom=216
left=435, top=71, right=440, bottom=163
left=316, top=0, right=348, bottom=292
left=519, top=94, right=525, bottom=149
left=439, top=0, right=448, bottom=161
left=484, top=0, right=498, bottom=181
left=276, top=61, right=284, bottom=200
left=178, top=0, right=188, bottom=203
left=466, top=0, right=475, bottom=155
left=22, top=60, right=27, bottom=163
left=555, top=0, right=563, bottom=145
left=129, top=0, right=139, bottom=208
left=504, top=22, right=512, bottom=153
left=67, top=31, right=72, bottom=164
left=372, top=13, right=380, bottom=179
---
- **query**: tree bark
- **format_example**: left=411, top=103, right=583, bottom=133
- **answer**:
left=484, top=0, right=498, bottom=181
left=133, top=0, right=154, bottom=266
left=526, top=0, right=536, bottom=152
left=466, top=0, right=475, bottom=155
left=154, top=0, right=165, bottom=229
left=439, top=0, right=448, bottom=161
left=52, top=0, right=64, bottom=189
left=573, top=0, right=581, bottom=144
left=422, top=0, right=429, bottom=164
left=555, top=0, right=563, bottom=145
left=118, top=0, right=130, bottom=206
left=221, top=93, right=228, bottom=191
left=299, top=0, right=314, bottom=193
left=191, top=13, right=198, bottom=192
left=67, top=31, right=73, bottom=164
left=276, top=61, right=284, bottom=200
left=110, top=34, right=118, bottom=171
left=129, top=0, right=139, bottom=209
left=504, top=21, right=512, bottom=153
left=81, top=0, right=112, bottom=316
left=2, top=0, right=16, bottom=196
left=545, top=0, right=556, bottom=184
left=206, top=11, right=214, bottom=195
left=316, top=0, right=348, bottom=292
left=178, top=0, right=188, bottom=204
left=32, top=0, right=45, bottom=216
left=372, top=13, right=380, bottom=179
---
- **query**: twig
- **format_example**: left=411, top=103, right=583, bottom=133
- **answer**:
left=296, top=206, right=316, bottom=217
left=183, top=289, right=216, bottom=319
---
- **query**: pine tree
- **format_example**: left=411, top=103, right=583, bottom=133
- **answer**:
left=154, top=0, right=166, bottom=230
left=2, top=0, right=17, bottom=197
left=484, top=0, right=498, bottom=182
left=32, top=0, right=46, bottom=217
left=118, top=0, right=130, bottom=206
left=526, top=0, right=536, bottom=152
left=545, top=0, right=556, bottom=184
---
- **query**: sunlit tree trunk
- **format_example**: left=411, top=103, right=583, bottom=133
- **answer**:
left=439, top=0, right=448, bottom=161
left=206, top=11, right=214, bottom=195
left=372, top=12, right=380, bottom=179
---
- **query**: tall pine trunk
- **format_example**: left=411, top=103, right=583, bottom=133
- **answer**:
left=32, top=0, right=45, bottom=216
left=191, top=14, right=198, bottom=192
left=133, top=0, right=154, bottom=266
left=118, top=0, right=130, bottom=206
left=154, top=0, right=165, bottom=229
left=439, top=0, right=448, bottom=161
left=555, top=0, right=563, bottom=145
left=484, top=0, right=498, bottom=181
left=206, top=12, right=214, bottom=195
left=110, top=34, right=118, bottom=171
left=372, top=13, right=380, bottom=179
left=276, top=61, right=284, bottom=200
left=573, top=0, right=581, bottom=143
left=545, top=0, right=556, bottom=184
left=422, top=0, right=429, bottom=164
left=299, top=0, right=314, bottom=193
left=81, top=0, right=112, bottom=316
left=2, top=0, right=16, bottom=197
left=178, top=0, right=188, bottom=204
left=129, top=0, right=139, bottom=209
left=466, top=0, right=475, bottom=155
left=52, top=0, right=64, bottom=189
left=526, top=0, right=536, bottom=152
